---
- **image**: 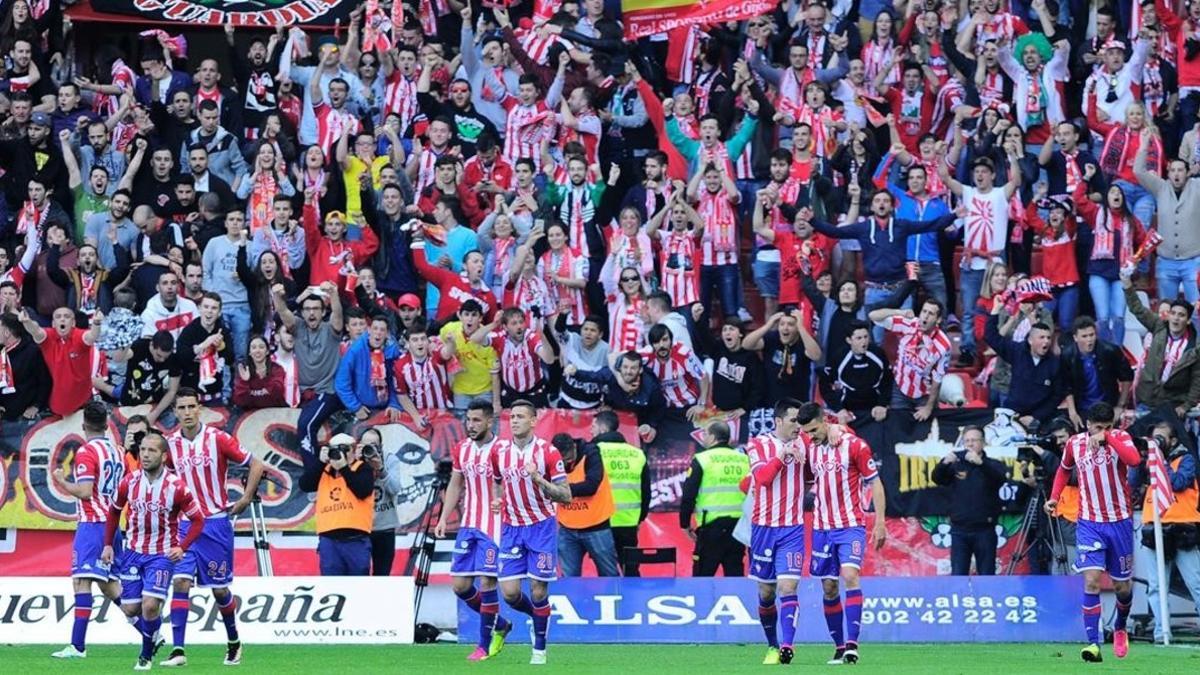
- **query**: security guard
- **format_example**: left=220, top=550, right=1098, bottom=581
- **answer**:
left=556, top=433, right=620, bottom=577
left=1134, top=422, right=1200, bottom=643
left=680, top=421, right=750, bottom=576
left=592, top=411, right=651, bottom=576
left=299, top=433, right=376, bottom=575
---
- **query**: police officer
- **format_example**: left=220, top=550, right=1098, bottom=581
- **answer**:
left=591, top=411, right=651, bottom=576
left=1132, top=421, right=1200, bottom=643
left=680, top=422, right=750, bottom=576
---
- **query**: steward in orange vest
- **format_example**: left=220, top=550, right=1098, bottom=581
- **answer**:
left=553, top=434, right=620, bottom=577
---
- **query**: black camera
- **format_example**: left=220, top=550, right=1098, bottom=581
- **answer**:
left=327, top=445, right=352, bottom=462
left=1017, top=445, right=1041, bottom=465
left=361, top=444, right=380, bottom=460
left=435, top=458, right=453, bottom=489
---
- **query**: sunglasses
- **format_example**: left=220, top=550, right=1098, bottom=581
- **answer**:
left=620, top=276, right=640, bottom=282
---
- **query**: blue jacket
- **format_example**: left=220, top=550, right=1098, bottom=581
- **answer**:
left=884, top=159, right=951, bottom=263
left=811, top=213, right=955, bottom=283
left=335, top=334, right=401, bottom=412
left=134, top=71, right=195, bottom=107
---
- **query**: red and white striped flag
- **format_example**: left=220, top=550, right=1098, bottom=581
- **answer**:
left=1147, top=441, right=1177, bottom=517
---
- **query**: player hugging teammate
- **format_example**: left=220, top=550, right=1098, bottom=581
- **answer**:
left=745, top=400, right=886, bottom=665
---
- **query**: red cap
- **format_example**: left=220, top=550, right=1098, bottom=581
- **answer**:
left=397, top=293, right=422, bottom=309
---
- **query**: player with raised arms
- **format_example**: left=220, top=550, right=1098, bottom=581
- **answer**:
left=435, top=398, right=512, bottom=661
left=163, top=388, right=264, bottom=667
left=797, top=402, right=887, bottom=665
left=51, top=402, right=133, bottom=659
left=491, top=400, right=571, bottom=665
left=101, top=431, right=205, bottom=670
left=1044, top=402, right=1141, bottom=662
left=745, top=398, right=806, bottom=664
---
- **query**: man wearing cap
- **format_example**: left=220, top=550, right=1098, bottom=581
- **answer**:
left=1083, top=36, right=1148, bottom=132
left=0, top=110, right=67, bottom=216
left=301, top=188, right=379, bottom=291
left=395, top=293, right=424, bottom=350
left=985, top=294, right=1063, bottom=427
left=299, top=432, right=376, bottom=576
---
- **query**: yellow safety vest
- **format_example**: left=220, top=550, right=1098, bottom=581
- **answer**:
left=693, top=446, right=750, bottom=527
left=316, top=461, right=375, bottom=535
left=598, top=441, right=646, bottom=528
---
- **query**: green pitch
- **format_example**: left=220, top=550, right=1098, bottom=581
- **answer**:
left=9, top=643, right=1200, bottom=673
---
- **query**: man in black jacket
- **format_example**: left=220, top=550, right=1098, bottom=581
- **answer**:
left=931, top=426, right=1009, bottom=575
left=821, top=321, right=893, bottom=425
left=1059, top=316, right=1134, bottom=429
left=697, top=319, right=762, bottom=439
left=985, top=304, right=1063, bottom=427
left=0, top=311, right=50, bottom=421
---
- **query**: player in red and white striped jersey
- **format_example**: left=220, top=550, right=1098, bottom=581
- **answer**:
left=744, top=399, right=806, bottom=664
left=162, top=389, right=264, bottom=666
left=102, top=431, right=205, bottom=670
left=474, top=308, right=556, bottom=407
left=394, top=321, right=453, bottom=428
left=435, top=400, right=512, bottom=661
left=870, top=303, right=951, bottom=420
left=648, top=194, right=703, bottom=309
left=50, top=402, right=129, bottom=660
left=798, top=403, right=887, bottom=665
left=491, top=401, right=571, bottom=665
left=1046, top=403, right=1142, bottom=662
left=639, top=324, right=708, bottom=416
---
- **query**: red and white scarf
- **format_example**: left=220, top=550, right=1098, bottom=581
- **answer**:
left=15, top=200, right=48, bottom=237
left=79, top=272, right=99, bottom=314
left=1163, top=334, right=1188, bottom=382
left=273, top=351, right=300, bottom=407
left=199, top=343, right=220, bottom=388
left=248, top=172, right=277, bottom=235
left=0, top=345, right=14, bottom=393
left=370, top=347, right=388, bottom=402
left=261, top=226, right=294, bottom=279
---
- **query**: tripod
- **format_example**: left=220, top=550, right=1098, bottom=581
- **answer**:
left=1006, top=483, right=1069, bottom=575
left=233, top=471, right=278, bottom=576
left=404, top=461, right=452, bottom=620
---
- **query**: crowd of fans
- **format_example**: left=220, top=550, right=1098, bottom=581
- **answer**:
left=1, top=0, right=1200, bottom=449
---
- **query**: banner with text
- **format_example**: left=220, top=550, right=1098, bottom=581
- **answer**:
left=458, top=576, right=1077, bottom=643
left=1, top=576, right=414, bottom=644
left=91, top=0, right=354, bottom=27
left=621, top=0, right=776, bottom=39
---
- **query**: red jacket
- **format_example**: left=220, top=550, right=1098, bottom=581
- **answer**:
left=1025, top=201, right=1079, bottom=288
left=303, top=203, right=379, bottom=288
left=232, top=364, right=287, bottom=409
left=412, top=245, right=496, bottom=323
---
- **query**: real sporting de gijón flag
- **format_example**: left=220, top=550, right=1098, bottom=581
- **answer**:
left=621, top=0, right=776, bottom=39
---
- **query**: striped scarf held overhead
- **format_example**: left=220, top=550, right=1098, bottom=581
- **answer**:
left=1099, top=126, right=1161, bottom=179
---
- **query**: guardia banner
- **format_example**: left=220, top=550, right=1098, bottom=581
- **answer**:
left=91, top=0, right=355, bottom=27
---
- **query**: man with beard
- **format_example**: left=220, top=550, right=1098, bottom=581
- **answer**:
left=85, top=189, right=137, bottom=269
left=60, top=130, right=121, bottom=242
left=225, top=21, right=282, bottom=142
left=21, top=306, right=102, bottom=417
left=181, top=101, right=248, bottom=189
left=128, top=143, right=177, bottom=212
left=149, top=90, right=199, bottom=166
left=0, top=112, right=66, bottom=216
left=47, top=239, right=129, bottom=318
left=182, top=262, right=205, bottom=305
left=79, top=122, right=127, bottom=189
left=157, top=176, right=200, bottom=227
left=461, top=134, right=514, bottom=217
left=184, top=145, right=236, bottom=210
left=620, top=151, right=674, bottom=221
left=94, top=329, right=181, bottom=426
left=285, top=36, right=368, bottom=148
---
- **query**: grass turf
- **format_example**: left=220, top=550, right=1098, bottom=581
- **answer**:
left=9, top=643, right=1200, bottom=673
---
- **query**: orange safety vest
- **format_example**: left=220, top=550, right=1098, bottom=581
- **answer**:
left=1142, top=455, right=1200, bottom=525
left=1055, top=485, right=1080, bottom=523
left=557, top=452, right=615, bottom=529
left=316, top=462, right=375, bottom=535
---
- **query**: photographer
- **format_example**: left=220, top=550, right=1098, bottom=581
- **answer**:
left=299, top=433, right=376, bottom=576
left=362, top=428, right=401, bottom=576
left=1131, top=422, right=1200, bottom=643
left=932, top=426, right=1009, bottom=575
left=121, top=414, right=151, bottom=472
left=1015, top=419, right=1071, bottom=574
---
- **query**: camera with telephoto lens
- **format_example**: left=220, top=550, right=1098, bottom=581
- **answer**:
left=326, top=444, right=352, bottom=462
left=361, top=444, right=380, bottom=461
left=129, top=430, right=146, bottom=449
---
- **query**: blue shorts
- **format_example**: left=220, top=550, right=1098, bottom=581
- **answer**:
left=498, top=519, right=558, bottom=582
left=72, top=522, right=120, bottom=581
left=451, top=527, right=500, bottom=578
left=749, top=524, right=806, bottom=583
left=1076, top=518, right=1134, bottom=581
left=752, top=257, right=780, bottom=299
left=117, top=551, right=174, bottom=602
left=810, top=527, right=867, bottom=578
left=173, top=516, right=234, bottom=588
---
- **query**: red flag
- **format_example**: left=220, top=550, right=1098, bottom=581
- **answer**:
left=1147, top=441, right=1177, bottom=518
